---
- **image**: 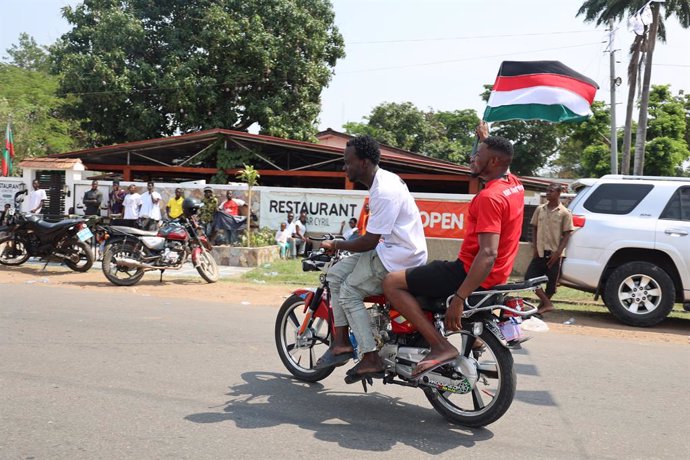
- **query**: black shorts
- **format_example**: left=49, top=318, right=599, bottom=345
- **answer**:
left=406, top=259, right=468, bottom=298
left=524, top=252, right=562, bottom=296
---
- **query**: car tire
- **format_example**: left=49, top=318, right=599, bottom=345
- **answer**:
left=603, top=261, right=675, bottom=327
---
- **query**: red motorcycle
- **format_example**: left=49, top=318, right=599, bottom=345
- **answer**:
left=275, top=241, right=546, bottom=427
left=101, top=198, right=218, bottom=286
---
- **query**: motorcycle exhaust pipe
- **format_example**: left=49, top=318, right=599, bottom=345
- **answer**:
left=114, top=257, right=159, bottom=270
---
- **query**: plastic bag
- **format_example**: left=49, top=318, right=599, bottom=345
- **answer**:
left=520, top=316, right=550, bottom=332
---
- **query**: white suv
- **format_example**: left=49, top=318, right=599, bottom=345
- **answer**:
left=561, top=175, right=690, bottom=327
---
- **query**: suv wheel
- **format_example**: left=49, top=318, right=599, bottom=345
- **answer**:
left=603, top=262, right=675, bottom=327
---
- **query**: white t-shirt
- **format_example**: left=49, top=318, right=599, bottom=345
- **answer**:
left=367, top=168, right=428, bottom=272
left=343, top=226, right=356, bottom=240
left=275, top=229, right=290, bottom=244
left=123, top=193, right=142, bottom=220
left=293, top=220, right=306, bottom=237
left=139, top=191, right=162, bottom=220
left=28, top=189, right=47, bottom=213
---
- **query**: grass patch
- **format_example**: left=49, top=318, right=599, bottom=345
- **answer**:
left=241, top=258, right=321, bottom=286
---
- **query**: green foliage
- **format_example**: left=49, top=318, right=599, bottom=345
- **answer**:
left=236, top=164, right=260, bottom=247
left=581, top=144, right=612, bottom=177
left=343, top=102, right=479, bottom=165
left=0, top=63, right=86, bottom=168
left=216, top=148, right=253, bottom=170
left=210, top=170, right=229, bottom=184
left=52, top=0, right=345, bottom=145
left=644, top=137, right=690, bottom=176
left=240, top=226, right=276, bottom=247
left=4, top=33, right=51, bottom=73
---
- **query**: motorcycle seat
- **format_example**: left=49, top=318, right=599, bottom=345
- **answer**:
left=109, top=225, right=159, bottom=237
left=417, top=293, right=505, bottom=313
left=364, top=295, right=386, bottom=304
left=33, top=218, right=84, bottom=232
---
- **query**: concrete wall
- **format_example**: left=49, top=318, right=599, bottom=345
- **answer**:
left=426, top=238, right=532, bottom=278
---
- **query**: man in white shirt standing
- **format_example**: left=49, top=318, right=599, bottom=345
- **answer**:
left=28, top=180, right=47, bottom=214
left=315, top=135, right=428, bottom=384
left=139, top=181, right=162, bottom=230
left=122, top=184, right=142, bottom=228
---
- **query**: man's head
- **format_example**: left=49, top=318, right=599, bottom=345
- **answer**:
left=226, top=190, right=234, bottom=200
left=287, top=212, right=294, bottom=223
left=147, top=181, right=154, bottom=191
left=299, top=212, right=307, bottom=224
left=32, top=180, right=40, bottom=190
left=128, top=184, right=136, bottom=194
left=112, top=180, right=120, bottom=190
left=343, top=135, right=380, bottom=184
left=91, top=180, right=99, bottom=190
left=280, top=222, right=287, bottom=231
left=175, top=188, right=182, bottom=198
left=4, top=203, right=10, bottom=210
left=470, top=135, right=514, bottom=180
left=545, top=183, right=563, bottom=202
left=348, top=217, right=357, bottom=228
left=204, top=187, right=213, bottom=197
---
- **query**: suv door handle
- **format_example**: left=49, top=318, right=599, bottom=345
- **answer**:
left=664, top=228, right=688, bottom=236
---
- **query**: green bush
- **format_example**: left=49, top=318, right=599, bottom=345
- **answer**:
left=240, top=226, right=275, bottom=247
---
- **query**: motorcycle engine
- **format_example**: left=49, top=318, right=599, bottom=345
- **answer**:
left=368, top=304, right=390, bottom=347
left=162, top=242, right=184, bottom=264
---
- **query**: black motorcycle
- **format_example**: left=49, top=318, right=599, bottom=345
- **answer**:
left=0, top=192, right=94, bottom=272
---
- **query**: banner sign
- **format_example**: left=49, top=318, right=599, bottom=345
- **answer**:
left=0, top=179, right=24, bottom=210
left=260, top=189, right=471, bottom=239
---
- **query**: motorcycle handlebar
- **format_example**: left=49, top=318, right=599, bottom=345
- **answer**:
left=309, top=234, right=344, bottom=242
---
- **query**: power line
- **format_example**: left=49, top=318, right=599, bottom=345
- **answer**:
left=343, top=42, right=603, bottom=73
left=347, top=30, right=598, bottom=45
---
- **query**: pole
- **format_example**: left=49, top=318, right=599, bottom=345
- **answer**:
left=608, top=18, right=618, bottom=175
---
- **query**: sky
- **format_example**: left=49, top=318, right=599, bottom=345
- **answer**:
left=1, top=0, right=689, bottom=132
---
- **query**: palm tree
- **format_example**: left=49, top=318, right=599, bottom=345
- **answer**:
left=577, top=0, right=690, bottom=175
left=236, top=164, right=260, bottom=247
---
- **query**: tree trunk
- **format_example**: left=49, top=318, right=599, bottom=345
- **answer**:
left=633, top=3, right=660, bottom=176
left=622, top=34, right=644, bottom=175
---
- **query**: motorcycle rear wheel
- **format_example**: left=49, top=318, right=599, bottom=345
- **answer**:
left=64, top=240, right=94, bottom=272
left=275, top=294, right=335, bottom=382
left=101, top=242, right=146, bottom=286
left=424, top=328, right=516, bottom=428
left=0, top=237, right=30, bottom=266
left=195, top=248, right=219, bottom=283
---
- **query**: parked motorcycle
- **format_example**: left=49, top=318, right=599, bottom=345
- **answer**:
left=0, top=192, right=94, bottom=272
left=275, top=240, right=547, bottom=427
left=100, top=198, right=219, bottom=286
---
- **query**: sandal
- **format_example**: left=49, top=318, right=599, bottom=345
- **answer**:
left=314, top=349, right=353, bottom=370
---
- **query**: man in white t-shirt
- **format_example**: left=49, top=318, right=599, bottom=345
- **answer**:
left=315, top=135, right=427, bottom=384
left=139, top=181, right=162, bottom=230
left=122, top=184, right=142, bottom=227
left=28, top=180, right=47, bottom=214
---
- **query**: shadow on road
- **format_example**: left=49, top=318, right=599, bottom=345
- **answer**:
left=185, top=371, right=494, bottom=454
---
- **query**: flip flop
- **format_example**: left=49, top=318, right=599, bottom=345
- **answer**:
left=314, top=349, right=353, bottom=370
left=411, top=357, right=457, bottom=379
left=343, top=369, right=386, bottom=385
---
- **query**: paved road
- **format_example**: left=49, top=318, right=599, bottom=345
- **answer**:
left=1, top=284, right=688, bottom=459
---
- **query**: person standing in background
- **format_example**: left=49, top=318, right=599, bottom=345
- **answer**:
left=122, top=184, right=142, bottom=227
left=199, top=187, right=219, bottom=240
left=166, top=188, right=185, bottom=220
left=139, top=181, right=162, bottom=230
left=275, top=222, right=290, bottom=259
left=108, top=180, right=126, bottom=217
left=82, top=180, right=103, bottom=216
left=28, top=180, right=47, bottom=214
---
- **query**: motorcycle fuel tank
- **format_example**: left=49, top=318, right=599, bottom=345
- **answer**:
left=140, top=236, right=166, bottom=250
left=157, top=222, right=188, bottom=241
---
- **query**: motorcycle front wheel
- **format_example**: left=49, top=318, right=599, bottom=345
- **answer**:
left=101, top=242, right=146, bottom=286
left=63, top=240, right=94, bottom=272
left=275, top=294, right=335, bottom=382
left=424, top=328, right=516, bottom=428
left=0, top=237, right=30, bottom=266
left=195, top=248, right=219, bottom=283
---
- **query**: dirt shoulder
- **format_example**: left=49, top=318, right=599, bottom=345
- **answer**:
left=2, top=265, right=688, bottom=346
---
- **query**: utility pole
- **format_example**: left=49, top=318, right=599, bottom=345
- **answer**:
left=607, top=18, right=619, bottom=175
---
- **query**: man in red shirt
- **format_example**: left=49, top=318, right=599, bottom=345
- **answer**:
left=218, top=190, right=245, bottom=216
left=383, top=122, right=524, bottom=377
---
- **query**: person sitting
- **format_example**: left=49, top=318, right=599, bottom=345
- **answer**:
left=383, top=122, right=524, bottom=378
left=339, top=217, right=359, bottom=240
left=275, top=222, right=290, bottom=259
left=315, top=135, right=428, bottom=384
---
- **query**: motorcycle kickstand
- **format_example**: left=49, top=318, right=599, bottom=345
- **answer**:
left=42, top=258, right=50, bottom=271
left=159, top=269, right=165, bottom=283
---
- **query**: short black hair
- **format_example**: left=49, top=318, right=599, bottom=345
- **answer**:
left=346, top=135, right=380, bottom=165
left=349, top=217, right=357, bottom=224
left=113, top=180, right=120, bottom=185
left=483, top=136, right=513, bottom=158
left=147, top=181, right=154, bottom=186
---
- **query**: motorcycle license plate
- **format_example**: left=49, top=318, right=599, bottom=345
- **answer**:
left=77, top=227, right=94, bottom=242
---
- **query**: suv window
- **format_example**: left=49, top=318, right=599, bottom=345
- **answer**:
left=583, top=184, right=654, bottom=215
left=660, top=186, right=690, bottom=221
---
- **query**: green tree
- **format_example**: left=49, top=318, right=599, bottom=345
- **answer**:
left=0, top=63, right=86, bottom=168
left=4, top=33, right=50, bottom=73
left=52, top=0, right=345, bottom=145
left=576, top=0, right=690, bottom=175
left=343, top=102, right=479, bottom=164
left=642, top=85, right=690, bottom=175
